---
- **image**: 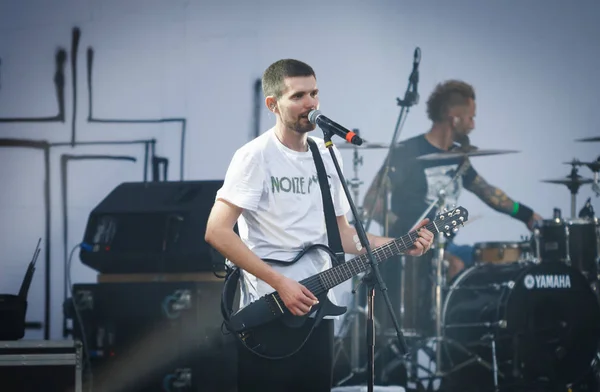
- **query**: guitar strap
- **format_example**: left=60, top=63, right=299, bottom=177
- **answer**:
left=307, top=137, right=345, bottom=268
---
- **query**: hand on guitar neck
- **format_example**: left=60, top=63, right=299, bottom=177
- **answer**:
left=272, top=275, right=320, bottom=316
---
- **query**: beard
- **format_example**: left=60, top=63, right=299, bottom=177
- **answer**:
left=285, top=117, right=316, bottom=134
left=452, top=128, right=472, bottom=147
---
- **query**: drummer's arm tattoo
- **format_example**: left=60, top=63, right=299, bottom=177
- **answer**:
left=465, top=175, right=515, bottom=215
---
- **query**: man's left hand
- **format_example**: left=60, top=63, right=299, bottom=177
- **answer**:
left=406, top=218, right=435, bottom=256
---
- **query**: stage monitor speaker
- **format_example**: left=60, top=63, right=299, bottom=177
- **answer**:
left=79, top=180, right=225, bottom=274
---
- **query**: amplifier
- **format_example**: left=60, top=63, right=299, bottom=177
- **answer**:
left=79, top=180, right=225, bottom=274
left=66, top=280, right=236, bottom=392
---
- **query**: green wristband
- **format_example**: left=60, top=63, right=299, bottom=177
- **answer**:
left=514, top=202, right=534, bottom=224
left=512, top=202, right=519, bottom=216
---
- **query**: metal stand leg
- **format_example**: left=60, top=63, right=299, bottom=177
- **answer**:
left=434, top=229, right=446, bottom=375
left=333, top=275, right=384, bottom=387
left=408, top=192, right=503, bottom=390
left=490, top=334, right=499, bottom=391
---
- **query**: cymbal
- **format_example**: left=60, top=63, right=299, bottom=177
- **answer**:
left=575, top=136, right=600, bottom=142
left=336, top=142, right=391, bottom=150
left=541, top=176, right=593, bottom=186
left=417, top=148, right=520, bottom=161
left=563, top=159, right=600, bottom=172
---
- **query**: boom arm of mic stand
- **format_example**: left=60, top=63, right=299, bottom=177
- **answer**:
left=363, top=50, right=420, bottom=233
left=322, top=130, right=409, bottom=392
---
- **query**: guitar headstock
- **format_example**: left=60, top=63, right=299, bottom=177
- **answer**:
left=432, top=206, right=469, bottom=237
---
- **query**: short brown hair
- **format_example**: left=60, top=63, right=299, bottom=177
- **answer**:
left=426, top=80, right=475, bottom=122
left=262, top=59, right=316, bottom=98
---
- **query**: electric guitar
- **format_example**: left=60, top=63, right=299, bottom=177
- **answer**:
left=223, top=206, right=468, bottom=359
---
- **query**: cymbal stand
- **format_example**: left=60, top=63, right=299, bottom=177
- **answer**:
left=567, top=166, right=584, bottom=218
left=405, top=160, right=498, bottom=387
left=346, top=131, right=364, bottom=223
left=585, top=158, right=600, bottom=197
left=432, top=189, right=448, bottom=374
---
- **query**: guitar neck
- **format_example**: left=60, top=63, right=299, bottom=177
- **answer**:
left=299, top=221, right=439, bottom=295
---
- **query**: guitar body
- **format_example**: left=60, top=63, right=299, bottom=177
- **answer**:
left=240, top=293, right=346, bottom=358
left=224, top=207, right=469, bottom=359
left=281, top=292, right=347, bottom=328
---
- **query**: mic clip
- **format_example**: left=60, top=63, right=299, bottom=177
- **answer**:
left=397, top=91, right=419, bottom=107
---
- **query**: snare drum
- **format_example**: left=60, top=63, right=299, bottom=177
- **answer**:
left=472, top=241, right=531, bottom=264
left=533, top=218, right=599, bottom=280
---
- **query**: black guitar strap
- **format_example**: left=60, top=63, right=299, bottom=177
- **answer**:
left=307, top=137, right=345, bottom=267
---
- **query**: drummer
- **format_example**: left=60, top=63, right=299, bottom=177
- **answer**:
left=364, top=79, right=543, bottom=279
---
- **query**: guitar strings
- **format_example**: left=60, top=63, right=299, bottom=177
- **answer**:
left=298, top=221, right=440, bottom=295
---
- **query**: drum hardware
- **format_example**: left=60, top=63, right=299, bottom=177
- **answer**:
left=563, top=157, right=600, bottom=172
left=575, top=136, right=600, bottom=142
left=532, top=216, right=599, bottom=282
left=444, top=320, right=507, bottom=329
left=442, top=261, right=600, bottom=391
left=336, top=141, right=392, bottom=150
left=447, top=281, right=515, bottom=292
left=488, top=334, right=500, bottom=388
left=345, top=132, right=365, bottom=224
left=402, top=161, right=500, bottom=388
left=416, top=147, right=520, bottom=161
left=579, top=197, right=597, bottom=220
left=413, top=335, right=501, bottom=389
left=563, top=157, right=600, bottom=197
left=473, top=241, right=532, bottom=265
left=541, top=164, right=593, bottom=218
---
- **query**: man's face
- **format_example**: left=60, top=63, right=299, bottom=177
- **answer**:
left=275, top=76, right=319, bottom=134
left=450, top=98, right=476, bottom=142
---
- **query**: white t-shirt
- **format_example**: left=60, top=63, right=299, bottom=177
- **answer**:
left=216, top=128, right=351, bottom=310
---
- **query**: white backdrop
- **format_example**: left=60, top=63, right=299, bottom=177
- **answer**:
left=1, top=0, right=599, bottom=339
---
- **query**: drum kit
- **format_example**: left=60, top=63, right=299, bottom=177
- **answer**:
left=333, top=137, right=600, bottom=392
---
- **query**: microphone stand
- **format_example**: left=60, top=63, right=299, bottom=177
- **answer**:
left=363, top=47, right=421, bottom=234
left=322, top=130, right=408, bottom=392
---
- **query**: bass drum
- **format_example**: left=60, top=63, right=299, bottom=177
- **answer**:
left=442, top=261, right=600, bottom=391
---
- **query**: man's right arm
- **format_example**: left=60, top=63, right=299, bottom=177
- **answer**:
left=204, top=199, right=317, bottom=316
left=205, top=199, right=282, bottom=287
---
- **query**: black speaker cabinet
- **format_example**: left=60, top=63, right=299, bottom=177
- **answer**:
left=79, top=180, right=225, bottom=274
left=69, top=280, right=237, bottom=392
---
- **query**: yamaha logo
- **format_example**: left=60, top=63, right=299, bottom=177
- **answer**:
left=524, top=275, right=535, bottom=289
left=523, top=274, right=571, bottom=289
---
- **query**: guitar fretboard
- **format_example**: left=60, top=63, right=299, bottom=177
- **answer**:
left=299, top=220, right=440, bottom=295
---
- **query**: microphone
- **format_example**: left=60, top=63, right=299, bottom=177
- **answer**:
left=409, top=47, right=421, bottom=105
left=396, top=47, right=421, bottom=108
left=308, top=110, right=363, bottom=146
